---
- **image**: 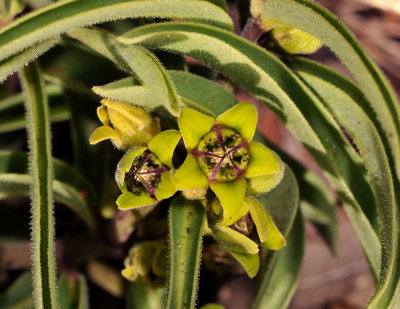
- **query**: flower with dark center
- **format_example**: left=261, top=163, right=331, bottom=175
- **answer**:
left=115, top=130, right=181, bottom=210
left=174, top=102, right=284, bottom=225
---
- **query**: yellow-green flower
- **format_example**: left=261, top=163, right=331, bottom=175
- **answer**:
left=174, top=102, right=283, bottom=225
left=89, top=98, right=160, bottom=150
left=209, top=197, right=286, bottom=278
left=116, top=130, right=181, bottom=210
left=121, top=240, right=167, bottom=287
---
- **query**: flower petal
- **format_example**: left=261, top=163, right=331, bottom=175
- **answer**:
left=117, top=192, right=157, bottom=210
left=89, top=126, right=119, bottom=145
left=173, top=154, right=208, bottom=190
left=212, top=223, right=259, bottom=254
left=115, top=147, right=147, bottom=188
left=247, top=197, right=269, bottom=242
left=178, top=108, right=215, bottom=151
left=216, top=102, right=257, bottom=141
left=210, top=178, right=246, bottom=226
left=155, top=170, right=177, bottom=200
left=148, top=130, right=181, bottom=168
left=97, top=105, right=110, bottom=126
left=226, top=249, right=260, bottom=278
left=245, top=141, right=282, bottom=178
left=260, top=209, right=286, bottom=250
left=246, top=164, right=284, bottom=194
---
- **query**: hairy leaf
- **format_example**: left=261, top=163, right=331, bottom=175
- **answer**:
left=167, top=196, right=205, bottom=309
left=68, top=27, right=180, bottom=116
left=0, top=0, right=233, bottom=63
left=0, top=37, right=59, bottom=83
left=20, top=62, right=58, bottom=308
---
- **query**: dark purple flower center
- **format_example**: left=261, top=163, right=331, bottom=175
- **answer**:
left=124, top=150, right=168, bottom=198
left=192, top=125, right=250, bottom=183
left=229, top=213, right=254, bottom=236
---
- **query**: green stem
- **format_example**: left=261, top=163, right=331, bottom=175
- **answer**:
left=20, top=62, right=58, bottom=309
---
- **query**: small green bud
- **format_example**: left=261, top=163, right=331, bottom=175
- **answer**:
left=89, top=98, right=160, bottom=150
left=272, top=26, right=323, bottom=54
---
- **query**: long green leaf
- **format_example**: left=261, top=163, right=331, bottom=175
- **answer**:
left=253, top=211, right=304, bottom=309
left=20, top=62, right=58, bottom=309
left=262, top=0, right=400, bottom=182
left=0, top=272, right=33, bottom=309
left=117, top=22, right=381, bottom=277
left=0, top=37, right=59, bottom=83
left=294, top=67, right=398, bottom=307
left=67, top=27, right=181, bottom=115
left=58, top=274, right=89, bottom=309
left=253, top=164, right=299, bottom=308
left=167, top=196, right=205, bottom=309
left=0, top=0, right=233, bottom=64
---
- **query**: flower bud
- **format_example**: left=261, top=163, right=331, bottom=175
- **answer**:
left=272, top=26, right=323, bottom=54
left=121, top=240, right=167, bottom=287
left=89, top=99, right=160, bottom=150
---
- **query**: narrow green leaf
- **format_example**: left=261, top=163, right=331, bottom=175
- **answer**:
left=262, top=0, right=400, bottom=182
left=0, top=272, right=33, bottom=309
left=67, top=27, right=180, bottom=116
left=126, top=284, right=165, bottom=309
left=58, top=274, right=88, bottom=309
left=167, top=196, right=205, bottom=309
left=119, top=22, right=380, bottom=276
left=77, top=275, right=89, bottom=309
left=0, top=0, right=233, bottom=63
left=295, top=69, right=398, bottom=307
left=0, top=151, right=96, bottom=228
left=253, top=211, right=304, bottom=309
left=20, top=61, right=58, bottom=308
left=0, top=37, right=59, bottom=83
left=253, top=164, right=300, bottom=308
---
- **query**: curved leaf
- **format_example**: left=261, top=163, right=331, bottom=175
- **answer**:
left=67, top=27, right=180, bottom=116
left=20, top=61, right=58, bottom=309
left=262, top=0, right=400, bottom=182
left=0, top=37, right=59, bottom=83
left=294, top=67, right=398, bottom=307
left=126, top=284, right=165, bottom=309
left=0, top=272, right=33, bottom=309
left=118, top=22, right=380, bottom=276
left=0, top=0, right=233, bottom=63
left=167, top=196, right=205, bottom=309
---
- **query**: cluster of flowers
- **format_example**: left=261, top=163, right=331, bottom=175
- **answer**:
left=90, top=100, right=286, bottom=279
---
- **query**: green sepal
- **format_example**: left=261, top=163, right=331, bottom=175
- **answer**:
left=246, top=141, right=281, bottom=178
left=173, top=154, right=208, bottom=189
left=178, top=108, right=215, bottom=151
left=155, top=170, right=177, bottom=200
left=260, top=208, right=286, bottom=250
left=226, top=249, right=260, bottom=278
left=117, top=192, right=157, bottom=210
left=212, top=223, right=259, bottom=254
left=246, top=164, right=284, bottom=195
left=210, top=178, right=246, bottom=226
left=148, top=130, right=181, bottom=168
left=247, top=197, right=268, bottom=242
left=89, top=126, right=119, bottom=145
left=216, top=102, right=257, bottom=141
